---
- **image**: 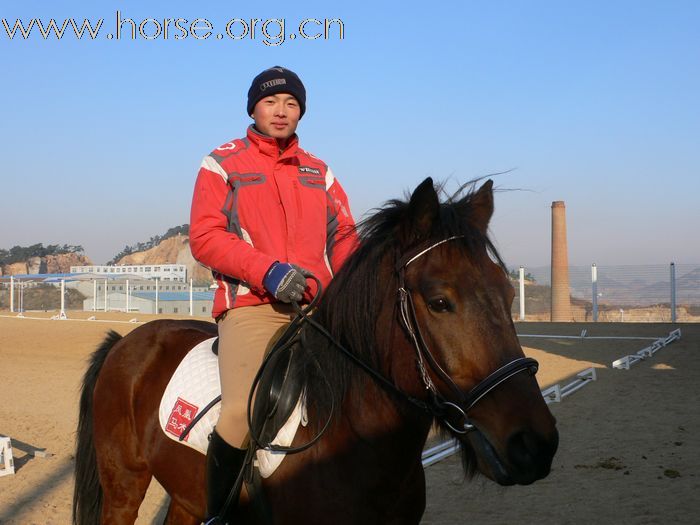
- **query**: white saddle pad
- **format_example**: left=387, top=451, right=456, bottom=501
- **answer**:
left=158, top=336, right=306, bottom=478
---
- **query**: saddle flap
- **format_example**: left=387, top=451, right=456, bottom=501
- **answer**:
left=252, top=345, right=304, bottom=447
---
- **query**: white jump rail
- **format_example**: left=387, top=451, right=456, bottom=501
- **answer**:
left=612, top=329, right=682, bottom=370
left=0, top=437, right=14, bottom=477
left=518, top=330, right=658, bottom=341
left=541, top=367, right=597, bottom=405
left=422, top=440, right=461, bottom=467
left=0, top=314, right=144, bottom=325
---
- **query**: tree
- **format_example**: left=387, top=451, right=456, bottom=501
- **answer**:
left=0, top=243, right=84, bottom=265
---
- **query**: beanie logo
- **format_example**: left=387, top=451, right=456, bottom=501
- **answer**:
left=260, top=78, right=287, bottom=91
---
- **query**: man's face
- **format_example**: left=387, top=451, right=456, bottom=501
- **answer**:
left=251, top=93, right=301, bottom=141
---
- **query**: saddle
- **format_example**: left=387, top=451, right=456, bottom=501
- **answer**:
left=158, top=325, right=306, bottom=478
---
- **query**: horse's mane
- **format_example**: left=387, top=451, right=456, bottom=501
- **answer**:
left=295, top=180, right=505, bottom=456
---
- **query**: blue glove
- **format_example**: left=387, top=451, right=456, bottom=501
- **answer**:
left=263, top=262, right=309, bottom=303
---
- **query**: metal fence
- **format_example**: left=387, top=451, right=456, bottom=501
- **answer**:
left=0, top=276, right=211, bottom=318
left=512, top=263, right=700, bottom=322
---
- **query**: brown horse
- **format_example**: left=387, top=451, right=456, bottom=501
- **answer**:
left=73, top=178, right=558, bottom=525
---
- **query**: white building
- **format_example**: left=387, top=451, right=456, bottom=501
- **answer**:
left=70, top=263, right=187, bottom=282
left=71, top=278, right=208, bottom=298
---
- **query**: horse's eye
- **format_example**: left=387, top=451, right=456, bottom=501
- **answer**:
left=427, top=297, right=451, bottom=313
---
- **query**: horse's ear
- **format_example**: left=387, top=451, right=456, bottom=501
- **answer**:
left=403, top=177, right=440, bottom=242
left=468, top=179, right=494, bottom=234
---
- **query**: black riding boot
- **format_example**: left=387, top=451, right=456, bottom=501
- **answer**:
left=205, top=429, right=248, bottom=525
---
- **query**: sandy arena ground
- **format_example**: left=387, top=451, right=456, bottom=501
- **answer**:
left=0, top=311, right=698, bottom=524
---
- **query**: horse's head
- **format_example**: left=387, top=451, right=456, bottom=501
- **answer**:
left=388, top=177, right=558, bottom=485
left=313, top=177, right=557, bottom=486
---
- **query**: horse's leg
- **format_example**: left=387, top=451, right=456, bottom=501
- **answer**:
left=93, top=369, right=154, bottom=524
left=98, top=462, right=152, bottom=524
left=162, top=500, right=200, bottom=525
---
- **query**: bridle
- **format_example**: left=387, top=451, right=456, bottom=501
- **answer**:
left=396, top=236, right=539, bottom=434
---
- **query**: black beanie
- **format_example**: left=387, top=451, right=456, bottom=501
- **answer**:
left=247, top=66, right=306, bottom=117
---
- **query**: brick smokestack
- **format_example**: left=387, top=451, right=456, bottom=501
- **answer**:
left=551, top=201, right=572, bottom=321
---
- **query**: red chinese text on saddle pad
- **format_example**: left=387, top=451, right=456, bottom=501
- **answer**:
left=165, top=397, right=199, bottom=442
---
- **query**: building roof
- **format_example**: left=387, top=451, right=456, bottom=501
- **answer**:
left=132, top=291, right=214, bottom=302
left=0, top=272, right=181, bottom=283
left=0, top=272, right=81, bottom=282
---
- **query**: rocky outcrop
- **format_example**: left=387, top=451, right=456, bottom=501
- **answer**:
left=117, top=235, right=212, bottom=285
left=2, top=262, right=30, bottom=276
left=0, top=253, right=92, bottom=276
left=27, top=257, right=46, bottom=275
left=45, top=253, right=92, bottom=274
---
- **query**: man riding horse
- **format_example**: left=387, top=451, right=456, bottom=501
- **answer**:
left=189, top=66, right=358, bottom=524
left=72, top=67, right=559, bottom=525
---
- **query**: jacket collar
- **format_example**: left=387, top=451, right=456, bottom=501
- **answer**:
left=247, top=125, right=299, bottom=160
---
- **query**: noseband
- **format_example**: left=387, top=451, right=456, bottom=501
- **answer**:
left=396, top=236, right=539, bottom=434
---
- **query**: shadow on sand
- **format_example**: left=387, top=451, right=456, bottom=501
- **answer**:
left=0, top=457, right=72, bottom=523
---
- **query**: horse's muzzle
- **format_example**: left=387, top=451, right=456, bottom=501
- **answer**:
left=468, top=426, right=559, bottom=486
left=505, top=427, right=559, bottom=485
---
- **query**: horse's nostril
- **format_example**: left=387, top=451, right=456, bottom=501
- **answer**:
left=507, top=429, right=557, bottom=479
left=509, top=432, right=533, bottom=464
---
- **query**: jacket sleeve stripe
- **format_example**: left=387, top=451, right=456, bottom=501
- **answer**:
left=201, top=155, right=229, bottom=183
left=325, top=167, right=335, bottom=190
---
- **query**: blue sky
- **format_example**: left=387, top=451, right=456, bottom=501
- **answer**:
left=1, top=0, right=698, bottom=267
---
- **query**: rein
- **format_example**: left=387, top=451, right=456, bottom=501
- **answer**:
left=245, top=278, right=436, bottom=454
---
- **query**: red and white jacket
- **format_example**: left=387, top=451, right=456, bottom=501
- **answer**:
left=190, top=126, right=358, bottom=319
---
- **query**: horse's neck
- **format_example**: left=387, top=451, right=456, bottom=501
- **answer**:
left=298, top=320, right=431, bottom=472
left=336, top=378, right=432, bottom=465
left=273, top=380, right=431, bottom=523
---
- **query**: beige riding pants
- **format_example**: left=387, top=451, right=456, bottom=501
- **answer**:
left=215, top=303, right=296, bottom=448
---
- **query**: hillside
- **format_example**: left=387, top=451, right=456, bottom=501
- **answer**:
left=108, top=225, right=189, bottom=264
left=116, top=235, right=212, bottom=285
